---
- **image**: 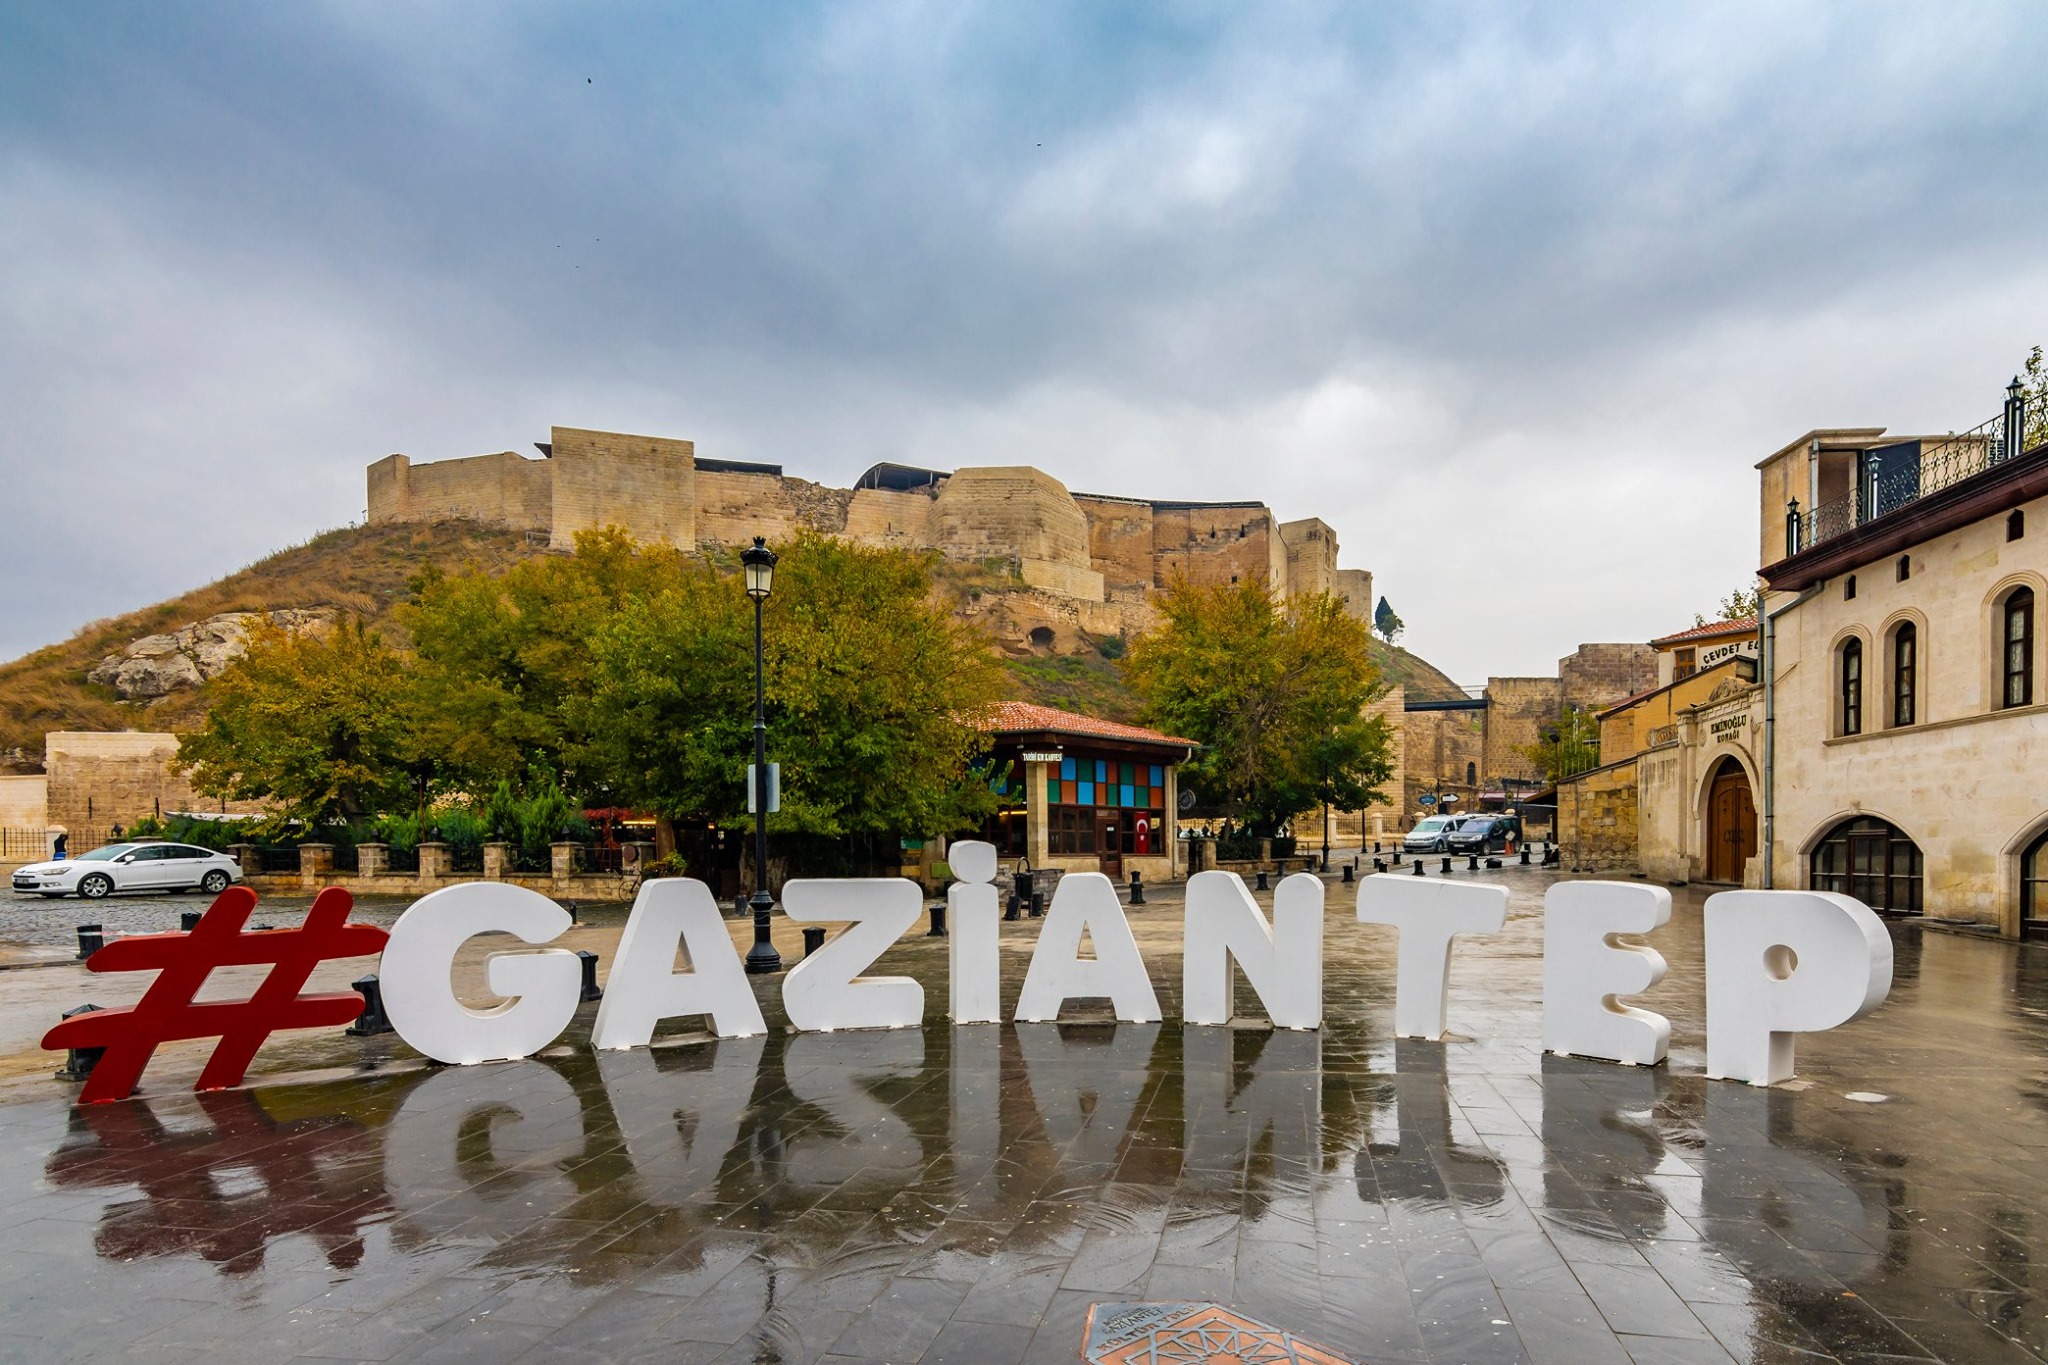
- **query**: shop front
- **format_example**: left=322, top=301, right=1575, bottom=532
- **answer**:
left=974, top=702, right=1194, bottom=882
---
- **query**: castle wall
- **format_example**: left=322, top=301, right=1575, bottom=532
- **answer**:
left=1279, top=519, right=1339, bottom=599
left=1335, top=568, right=1375, bottom=623
left=550, top=426, right=695, bottom=550
left=1073, top=496, right=1157, bottom=590
left=844, top=486, right=938, bottom=548
left=1481, top=676, right=1564, bottom=786
left=1558, top=642, right=1659, bottom=709
left=931, top=468, right=1104, bottom=601
left=0, top=774, right=46, bottom=829
left=1402, top=708, right=1486, bottom=818
left=366, top=451, right=552, bottom=531
left=1151, top=506, right=1278, bottom=591
left=695, top=469, right=799, bottom=546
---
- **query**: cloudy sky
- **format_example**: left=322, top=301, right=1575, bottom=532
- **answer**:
left=4, top=2, right=2045, bottom=683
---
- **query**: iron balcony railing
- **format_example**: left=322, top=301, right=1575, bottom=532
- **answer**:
left=1785, top=384, right=2032, bottom=558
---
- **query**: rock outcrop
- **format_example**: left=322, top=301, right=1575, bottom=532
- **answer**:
left=87, top=609, right=335, bottom=699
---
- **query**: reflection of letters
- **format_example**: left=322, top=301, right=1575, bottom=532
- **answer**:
left=1542, top=880, right=1671, bottom=1066
left=1016, top=1023, right=1159, bottom=1167
left=592, top=878, right=766, bottom=1047
left=380, top=883, right=582, bottom=1065
left=384, top=1061, right=585, bottom=1242
left=1014, top=873, right=1162, bottom=1023
left=1538, top=1054, right=1669, bottom=1227
left=1705, top=890, right=1892, bottom=1085
left=597, top=1038, right=765, bottom=1202
left=1701, top=1084, right=1892, bottom=1284
left=948, top=1025, right=1004, bottom=1210
left=1358, top=1039, right=1506, bottom=1203
left=1181, top=1027, right=1320, bottom=1174
left=781, top=879, right=925, bottom=1031
left=782, top=1031, right=927, bottom=1186
left=1356, top=874, right=1508, bottom=1039
left=1182, top=872, right=1323, bottom=1029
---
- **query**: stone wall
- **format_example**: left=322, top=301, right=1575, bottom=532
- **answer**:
left=0, top=774, right=45, bottom=829
left=1151, top=505, right=1280, bottom=591
left=366, top=451, right=552, bottom=531
left=44, top=732, right=214, bottom=839
left=1279, top=519, right=1339, bottom=598
left=1558, top=642, right=1658, bottom=708
left=844, top=486, right=939, bottom=548
left=1480, top=677, right=1562, bottom=786
left=1556, top=757, right=1641, bottom=872
left=1072, top=495, right=1158, bottom=590
left=549, top=426, right=696, bottom=550
left=1334, top=568, right=1374, bottom=623
left=1401, top=708, right=1486, bottom=818
left=931, top=468, right=1105, bottom=601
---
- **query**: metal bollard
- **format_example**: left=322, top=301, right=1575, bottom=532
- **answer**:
left=345, top=975, right=395, bottom=1036
left=1128, top=871, right=1145, bottom=906
left=1468, top=854, right=1480, bottom=871
left=1411, top=858, right=1424, bottom=875
left=75, top=925, right=103, bottom=961
left=1004, top=894, right=1021, bottom=922
left=565, top=900, right=580, bottom=925
left=1392, top=850, right=1403, bottom=866
left=1373, top=841, right=1382, bottom=854
left=1030, top=892, right=1045, bottom=918
left=576, top=950, right=603, bottom=1002
left=802, top=925, right=827, bottom=957
left=1520, top=846, right=1531, bottom=865
left=179, top=910, right=202, bottom=932
left=927, top=901, right=948, bottom=937
left=1255, top=870, right=1269, bottom=892
left=734, top=894, right=749, bottom=918
left=1373, top=858, right=1387, bottom=874
left=1486, top=858, right=1503, bottom=869
left=53, top=1003, right=103, bottom=1081
left=1441, top=857, right=1452, bottom=875
left=1341, top=863, right=1354, bottom=883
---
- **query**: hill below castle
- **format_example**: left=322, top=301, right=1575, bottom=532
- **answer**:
left=0, top=521, right=1466, bottom=770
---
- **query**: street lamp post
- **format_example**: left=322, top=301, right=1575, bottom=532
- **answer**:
left=741, top=536, right=782, bottom=975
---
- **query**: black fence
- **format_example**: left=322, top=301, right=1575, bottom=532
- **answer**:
left=249, top=846, right=302, bottom=874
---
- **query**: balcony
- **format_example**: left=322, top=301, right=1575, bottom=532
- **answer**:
left=1766, top=382, right=2045, bottom=590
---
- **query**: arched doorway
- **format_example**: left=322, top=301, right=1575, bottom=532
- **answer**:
left=1812, top=816, right=1923, bottom=914
left=1704, top=757, right=1756, bottom=883
left=2022, top=828, right=2048, bottom=940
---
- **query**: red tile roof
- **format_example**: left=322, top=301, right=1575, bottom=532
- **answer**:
left=1650, top=616, right=1758, bottom=648
left=976, top=701, right=1195, bottom=749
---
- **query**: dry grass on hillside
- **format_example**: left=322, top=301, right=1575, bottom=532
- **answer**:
left=0, top=522, right=548, bottom=767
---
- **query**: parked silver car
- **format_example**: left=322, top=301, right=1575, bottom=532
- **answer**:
left=1401, top=815, right=1461, bottom=854
left=10, top=842, right=243, bottom=900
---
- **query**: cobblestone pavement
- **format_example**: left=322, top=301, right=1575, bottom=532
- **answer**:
left=0, top=862, right=2044, bottom=1363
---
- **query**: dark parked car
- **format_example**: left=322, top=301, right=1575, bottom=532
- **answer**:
left=1448, top=816, right=1521, bottom=856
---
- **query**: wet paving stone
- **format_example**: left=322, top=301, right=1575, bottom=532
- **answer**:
left=0, top=864, right=2045, bottom=1361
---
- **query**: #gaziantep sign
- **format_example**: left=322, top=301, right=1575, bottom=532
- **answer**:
left=46, top=842, right=1892, bottom=1103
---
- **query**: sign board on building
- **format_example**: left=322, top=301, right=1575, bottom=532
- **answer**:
left=1021, top=751, right=1064, bottom=764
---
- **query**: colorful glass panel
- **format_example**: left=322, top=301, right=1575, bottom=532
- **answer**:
left=1060, top=757, right=1076, bottom=780
left=1077, top=781, right=1094, bottom=805
left=1150, top=765, right=1164, bottom=787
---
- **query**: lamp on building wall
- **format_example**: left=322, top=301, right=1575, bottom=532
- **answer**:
left=740, top=536, right=781, bottom=975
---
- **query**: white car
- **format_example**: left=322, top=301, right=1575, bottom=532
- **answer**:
left=10, top=842, right=244, bottom=900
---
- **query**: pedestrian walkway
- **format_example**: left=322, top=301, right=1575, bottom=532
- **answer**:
left=0, top=865, right=2043, bottom=1362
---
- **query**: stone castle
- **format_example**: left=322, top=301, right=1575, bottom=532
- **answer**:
left=368, top=426, right=1372, bottom=650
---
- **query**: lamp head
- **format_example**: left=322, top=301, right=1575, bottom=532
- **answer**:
left=741, top=536, right=776, bottom=600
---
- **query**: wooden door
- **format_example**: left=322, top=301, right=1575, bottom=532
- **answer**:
left=1096, top=813, right=1123, bottom=878
left=1706, top=761, right=1756, bottom=882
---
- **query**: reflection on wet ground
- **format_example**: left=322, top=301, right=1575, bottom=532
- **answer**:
left=1, top=868, right=2046, bottom=1363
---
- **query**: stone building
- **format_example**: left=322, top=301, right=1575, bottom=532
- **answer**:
left=1755, top=392, right=2048, bottom=939
left=367, top=427, right=1374, bottom=651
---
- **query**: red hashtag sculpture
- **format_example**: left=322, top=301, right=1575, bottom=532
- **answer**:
left=42, top=885, right=390, bottom=1105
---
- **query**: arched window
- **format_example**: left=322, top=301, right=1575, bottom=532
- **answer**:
left=1465, top=761, right=1476, bottom=785
left=1891, top=623, right=1916, bottom=727
left=2023, top=828, right=2048, bottom=940
left=1813, top=816, right=1922, bottom=914
left=1839, top=638, right=1863, bottom=735
left=2004, top=588, right=2034, bottom=708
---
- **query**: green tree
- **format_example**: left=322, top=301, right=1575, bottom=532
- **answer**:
left=1123, top=578, right=1392, bottom=834
left=401, top=527, right=687, bottom=791
left=178, top=618, right=423, bottom=827
left=1694, top=585, right=1761, bottom=627
left=1519, top=705, right=1601, bottom=783
left=576, top=533, right=1006, bottom=850
left=2022, top=345, right=2048, bottom=452
left=1373, top=595, right=1404, bottom=645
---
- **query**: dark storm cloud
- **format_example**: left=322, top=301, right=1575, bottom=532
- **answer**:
left=3, top=2, right=2045, bottom=680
